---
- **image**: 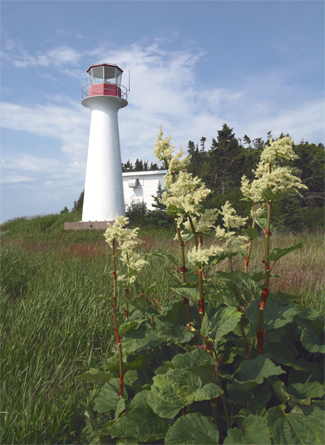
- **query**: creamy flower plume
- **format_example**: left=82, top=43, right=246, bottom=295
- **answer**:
left=104, top=215, right=148, bottom=284
left=220, top=201, right=248, bottom=229
left=161, top=171, right=211, bottom=215
left=260, top=136, right=298, bottom=165
left=183, top=208, right=218, bottom=234
left=104, top=215, right=137, bottom=248
left=241, top=137, right=308, bottom=203
left=154, top=127, right=191, bottom=173
left=153, top=126, right=174, bottom=165
left=187, top=243, right=223, bottom=267
left=214, top=202, right=249, bottom=257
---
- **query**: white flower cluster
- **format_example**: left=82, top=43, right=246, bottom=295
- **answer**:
left=104, top=215, right=135, bottom=248
left=168, top=146, right=191, bottom=173
left=104, top=215, right=148, bottom=284
left=154, top=127, right=191, bottom=174
left=161, top=171, right=211, bottom=216
left=241, top=137, right=308, bottom=203
left=215, top=227, right=249, bottom=256
left=153, top=126, right=175, bottom=165
left=183, top=208, right=219, bottom=234
left=187, top=243, right=223, bottom=267
left=187, top=202, right=249, bottom=266
left=214, top=201, right=249, bottom=256
left=117, top=253, right=148, bottom=285
left=220, top=201, right=248, bottom=230
left=260, top=136, right=298, bottom=165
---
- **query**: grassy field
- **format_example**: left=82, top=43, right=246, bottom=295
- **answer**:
left=1, top=213, right=324, bottom=444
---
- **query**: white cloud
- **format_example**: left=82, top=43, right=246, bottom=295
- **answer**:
left=1, top=39, right=323, bottom=221
left=1, top=101, right=89, bottom=161
left=1, top=39, right=83, bottom=69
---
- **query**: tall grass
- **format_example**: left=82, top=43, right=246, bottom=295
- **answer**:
left=0, top=214, right=323, bottom=443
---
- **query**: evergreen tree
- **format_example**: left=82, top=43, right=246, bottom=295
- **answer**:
left=72, top=191, right=84, bottom=212
left=123, top=160, right=134, bottom=171
left=203, top=124, right=244, bottom=194
left=134, top=159, right=144, bottom=171
left=293, top=141, right=324, bottom=207
left=243, top=134, right=252, bottom=149
left=149, top=161, right=159, bottom=170
left=151, top=182, right=166, bottom=211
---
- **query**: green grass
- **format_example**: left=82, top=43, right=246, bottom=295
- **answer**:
left=1, top=213, right=324, bottom=443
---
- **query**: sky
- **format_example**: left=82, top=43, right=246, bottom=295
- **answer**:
left=1, top=0, right=324, bottom=223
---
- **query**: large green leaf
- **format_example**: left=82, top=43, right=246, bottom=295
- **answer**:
left=264, top=337, right=299, bottom=368
left=171, top=349, right=216, bottom=369
left=167, top=368, right=202, bottom=402
left=76, top=368, right=113, bottom=383
left=146, top=374, right=185, bottom=419
left=270, top=381, right=324, bottom=407
left=92, top=379, right=128, bottom=413
left=104, top=390, right=169, bottom=442
left=254, top=217, right=267, bottom=230
left=155, top=317, right=194, bottom=344
left=201, top=306, right=242, bottom=341
left=287, top=382, right=324, bottom=406
left=131, top=299, right=160, bottom=316
left=80, top=419, right=101, bottom=445
left=268, top=242, right=303, bottom=263
left=266, top=405, right=325, bottom=444
left=165, top=413, right=219, bottom=445
left=299, top=325, right=325, bottom=354
left=122, top=322, right=160, bottom=357
left=123, top=369, right=152, bottom=390
left=118, top=319, right=143, bottom=336
left=242, top=226, right=258, bottom=240
left=217, top=270, right=262, bottom=303
left=205, top=286, right=239, bottom=307
left=246, top=297, right=299, bottom=329
left=224, top=414, right=271, bottom=444
left=234, top=355, right=285, bottom=384
left=114, top=398, right=126, bottom=419
left=159, top=299, right=189, bottom=325
left=173, top=287, right=199, bottom=302
left=105, top=351, right=155, bottom=372
left=190, top=383, right=223, bottom=402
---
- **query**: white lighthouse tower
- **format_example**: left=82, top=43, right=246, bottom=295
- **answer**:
left=81, top=63, right=128, bottom=223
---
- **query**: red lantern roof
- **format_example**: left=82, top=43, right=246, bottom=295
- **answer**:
left=86, top=63, right=123, bottom=73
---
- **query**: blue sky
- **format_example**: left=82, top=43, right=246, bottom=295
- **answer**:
left=1, top=0, right=324, bottom=223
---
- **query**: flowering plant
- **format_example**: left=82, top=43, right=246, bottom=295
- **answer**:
left=77, top=130, right=324, bottom=445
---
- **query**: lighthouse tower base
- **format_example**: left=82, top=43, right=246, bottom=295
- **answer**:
left=64, top=221, right=114, bottom=231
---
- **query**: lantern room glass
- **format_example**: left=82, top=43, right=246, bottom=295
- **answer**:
left=88, top=66, right=122, bottom=86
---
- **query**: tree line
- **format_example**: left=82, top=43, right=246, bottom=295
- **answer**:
left=69, top=123, right=324, bottom=230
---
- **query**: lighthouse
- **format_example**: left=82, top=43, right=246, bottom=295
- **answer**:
left=81, top=63, right=128, bottom=223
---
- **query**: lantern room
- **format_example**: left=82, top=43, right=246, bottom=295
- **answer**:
left=85, top=63, right=124, bottom=98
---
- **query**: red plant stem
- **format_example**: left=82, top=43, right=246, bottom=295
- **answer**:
left=112, top=241, right=124, bottom=398
left=188, top=215, right=206, bottom=322
left=229, top=257, right=249, bottom=356
left=174, top=219, right=191, bottom=323
left=211, top=349, right=230, bottom=429
left=257, top=191, right=272, bottom=355
left=203, top=342, right=219, bottom=427
left=244, top=202, right=256, bottom=273
left=198, top=271, right=204, bottom=322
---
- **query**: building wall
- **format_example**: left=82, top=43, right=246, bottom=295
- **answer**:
left=122, top=170, right=167, bottom=210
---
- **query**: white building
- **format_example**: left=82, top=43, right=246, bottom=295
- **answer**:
left=122, top=170, right=167, bottom=210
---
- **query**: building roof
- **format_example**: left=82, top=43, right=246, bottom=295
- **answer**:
left=86, top=63, right=123, bottom=73
left=122, top=170, right=167, bottom=177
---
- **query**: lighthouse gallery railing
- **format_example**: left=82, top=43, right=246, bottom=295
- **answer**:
left=82, top=84, right=128, bottom=100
